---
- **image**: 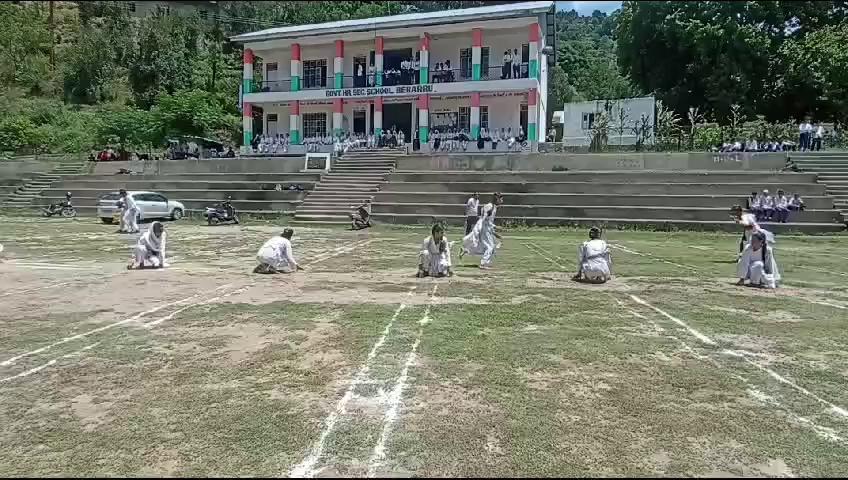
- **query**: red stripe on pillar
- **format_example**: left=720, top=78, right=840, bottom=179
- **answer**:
left=243, top=103, right=252, bottom=117
left=335, top=40, right=344, bottom=58
left=529, top=23, right=540, bottom=42
left=416, top=94, right=429, bottom=110
left=375, top=36, right=384, bottom=54
left=333, top=98, right=343, bottom=113
left=472, top=28, right=483, bottom=47
left=291, top=101, right=300, bottom=115
left=528, top=88, right=537, bottom=106
left=291, top=43, right=301, bottom=61
left=420, top=34, right=430, bottom=51
left=243, top=48, right=254, bottom=63
left=375, top=96, right=383, bottom=111
left=471, top=93, right=480, bottom=107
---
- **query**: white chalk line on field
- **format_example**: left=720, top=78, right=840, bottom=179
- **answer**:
left=304, top=239, right=376, bottom=267
left=610, top=243, right=699, bottom=271
left=0, top=342, right=101, bottom=384
left=288, top=285, right=418, bottom=478
left=0, top=284, right=234, bottom=367
left=142, top=285, right=253, bottom=328
left=613, top=299, right=848, bottom=445
left=367, top=284, right=438, bottom=478
left=523, top=241, right=569, bottom=271
left=627, top=294, right=848, bottom=421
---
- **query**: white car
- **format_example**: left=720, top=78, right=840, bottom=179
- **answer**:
left=97, top=191, right=185, bottom=225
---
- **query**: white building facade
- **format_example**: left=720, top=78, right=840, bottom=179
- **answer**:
left=559, top=96, right=656, bottom=147
left=231, top=1, right=554, bottom=152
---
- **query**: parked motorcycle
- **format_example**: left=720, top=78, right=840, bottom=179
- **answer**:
left=205, top=197, right=239, bottom=225
left=42, top=192, right=76, bottom=218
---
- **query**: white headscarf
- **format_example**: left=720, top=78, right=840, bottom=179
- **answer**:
left=142, top=221, right=166, bottom=252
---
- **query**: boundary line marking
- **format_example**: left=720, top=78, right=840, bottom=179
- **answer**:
left=0, top=284, right=234, bottom=367
left=367, top=284, right=439, bottom=477
left=0, top=342, right=101, bottom=384
left=288, top=285, right=418, bottom=478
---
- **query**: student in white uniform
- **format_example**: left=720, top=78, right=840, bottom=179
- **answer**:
left=757, top=189, right=774, bottom=221
left=573, top=227, right=612, bottom=284
left=736, top=231, right=780, bottom=289
left=128, top=221, right=167, bottom=270
left=417, top=223, right=453, bottom=278
left=464, top=192, right=480, bottom=235
left=254, top=228, right=302, bottom=274
left=119, top=189, right=139, bottom=233
left=461, top=193, right=503, bottom=269
left=731, top=204, right=774, bottom=255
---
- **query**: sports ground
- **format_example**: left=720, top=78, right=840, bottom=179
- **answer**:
left=1, top=215, right=847, bottom=477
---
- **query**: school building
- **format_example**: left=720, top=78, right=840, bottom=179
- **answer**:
left=231, top=1, right=556, bottom=152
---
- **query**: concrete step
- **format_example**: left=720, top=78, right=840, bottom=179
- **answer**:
left=390, top=171, right=818, bottom=183
left=314, top=185, right=379, bottom=191
left=371, top=192, right=836, bottom=209
left=370, top=203, right=842, bottom=223
left=369, top=213, right=846, bottom=233
left=382, top=182, right=826, bottom=196
left=289, top=219, right=353, bottom=226
left=293, top=214, right=352, bottom=222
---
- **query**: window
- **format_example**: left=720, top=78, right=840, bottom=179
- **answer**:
left=480, top=106, right=489, bottom=129
left=481, top=47, right=490, bottom=78
left=303, top=112, right=327, bottom=138
left=460, top=47, right=491, bottom=79
left=303, top=59, right=327, bottom=89
left=150, top=194, right=167, bottom=204
left=521, top=44, right=529, bottom=78
left=581, top=112, right=595, bottom=130
left=128, top=2, right=136, bottom=12
left=268, top=114, right=278, bottom=122
left=458, top=107, right=470, bottom=131
left=199, top=10, right=208, bottom=20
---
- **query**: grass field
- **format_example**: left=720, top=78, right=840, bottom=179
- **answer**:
left=1, top=215, right=847, bottom=477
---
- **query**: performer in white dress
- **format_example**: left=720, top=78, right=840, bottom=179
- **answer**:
left=736, top=231, right=780, bottom=289
left=573, top=227, right=612, bottom=283
left=128, top=221, right=167, bottom=269
left=461, top=193, right=503, bottom=269
left=254, top=228, right=302, bottom=274
left=417, top=224, right=453, bottom=278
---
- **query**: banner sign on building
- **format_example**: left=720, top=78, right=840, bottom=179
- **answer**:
left=325, top=84, right=434, bottom=98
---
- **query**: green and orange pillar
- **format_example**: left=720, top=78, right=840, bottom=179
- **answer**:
left=334, top=40, right=344, bottom=89
left=290, top=43, right=301, bottom=91
left=375, top=36, right=384, bottom=86
left=529, top=23, right=541, bottom=80
left=419, top=33, right=430, bottom=84
left=472, top=28, right=483, bottom=80
left=289, top=101, right=301, bottom=145
left=528, top=88, right=538, bottom=147
left=417, top=94, right=430, bottom=144
left=242, top=48, right=254, bottom=147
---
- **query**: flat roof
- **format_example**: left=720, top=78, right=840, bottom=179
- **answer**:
left=230, top=1, right=554, bottom=44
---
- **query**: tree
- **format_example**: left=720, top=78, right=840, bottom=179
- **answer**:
left=779, top=22, right=848, bottom=126
left=616, top=1, right=848, bottom=121
left=546, top=65, right=579, bottom=122
left=0, top=3, right=53, bottom=95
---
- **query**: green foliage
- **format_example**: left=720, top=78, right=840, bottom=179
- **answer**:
left=616, top=1, right=848, bottom=122
left=552, top=9, right=639, bottom=105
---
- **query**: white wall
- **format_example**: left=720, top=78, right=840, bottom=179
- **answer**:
left=429, top=94, right=525, bottom=133
left=561, top=96, right=656, bottom=146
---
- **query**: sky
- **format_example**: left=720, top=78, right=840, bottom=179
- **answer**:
left=556, top=1, right=623, bottom=15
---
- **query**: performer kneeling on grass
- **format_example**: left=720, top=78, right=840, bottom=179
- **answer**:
left=730, top=204, right=774, bottom=256
left=460, top=193, right=503, bottom=270
left=736, top=231, right=780, bottom=289
left=254, top=228, right=304, bottom=274
left=128, top=221, right=167, bottom=270
left=417, top=223, right=453, bottom=278
left=573, top=227, right=612, bottom=284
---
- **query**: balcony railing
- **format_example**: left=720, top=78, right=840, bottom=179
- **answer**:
left=247, top=64, right=534, bottom=94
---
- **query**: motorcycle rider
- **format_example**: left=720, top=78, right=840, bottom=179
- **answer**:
left=44, top=192, right=73, bottom=216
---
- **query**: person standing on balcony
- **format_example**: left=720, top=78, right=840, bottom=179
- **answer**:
left=502, top=50, right=512, bottom=79
left=512, top=48, right=521, bottom=78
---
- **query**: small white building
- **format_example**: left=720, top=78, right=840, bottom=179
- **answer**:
left=230, top=1, right=555, bottom=151
left=559, top=96, right=655, bottom=147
